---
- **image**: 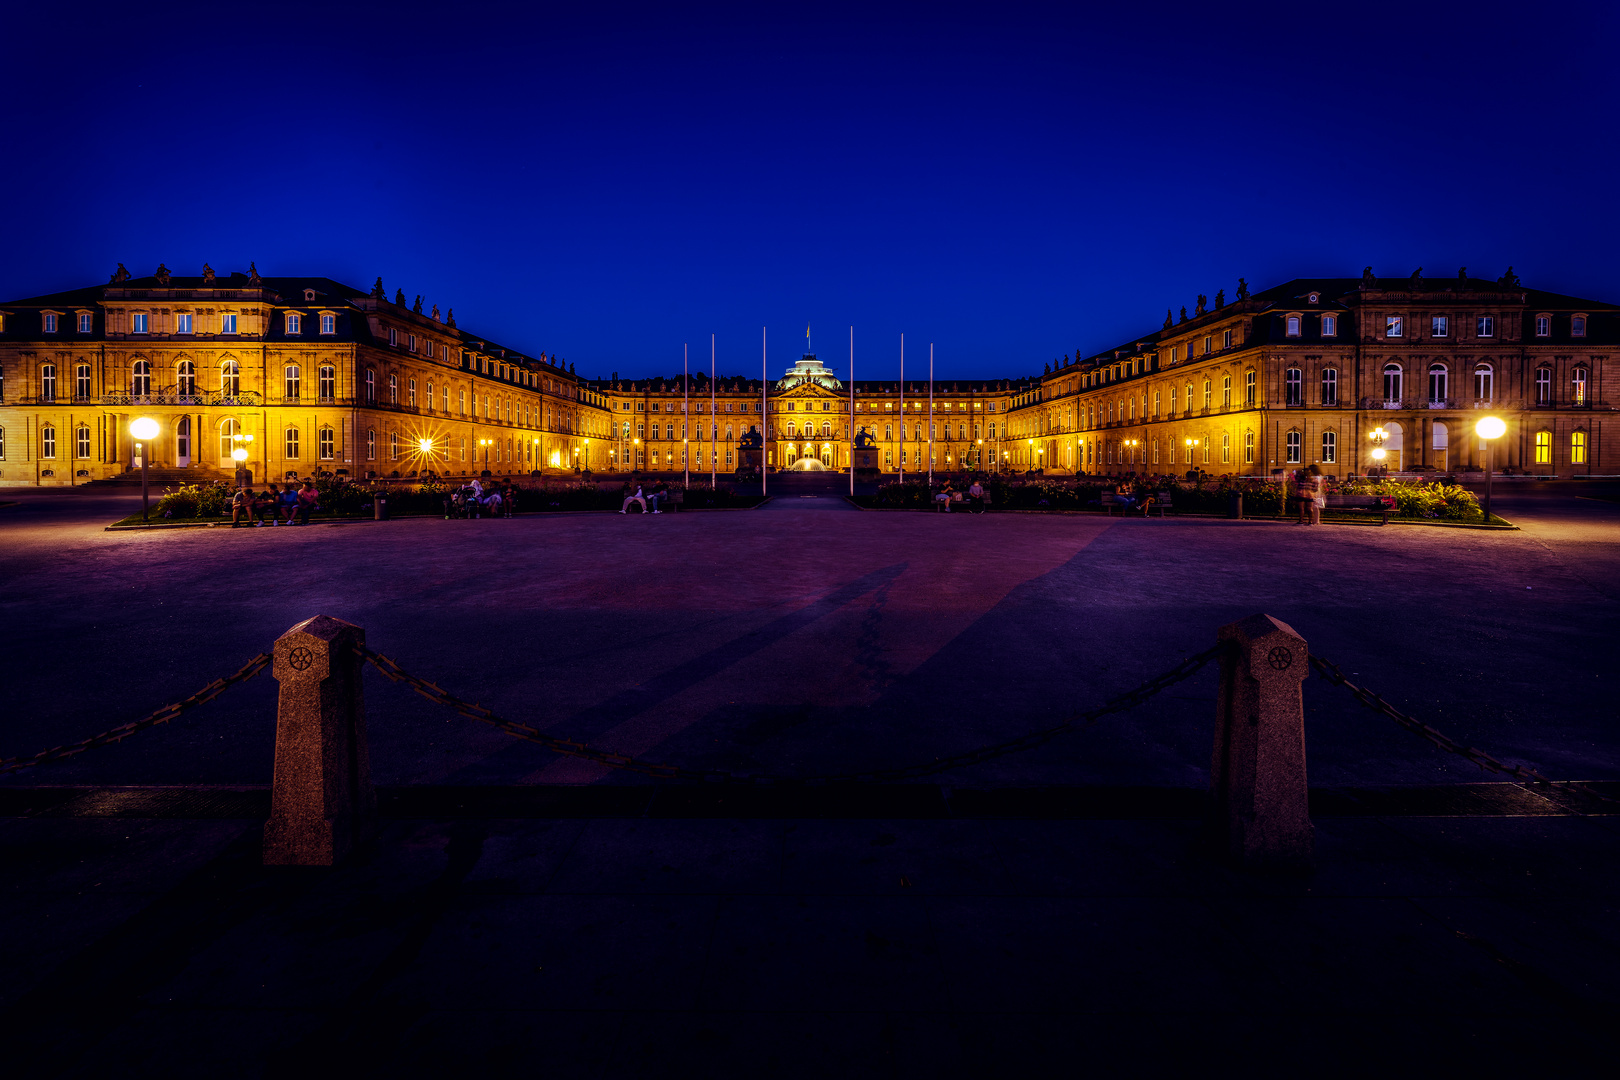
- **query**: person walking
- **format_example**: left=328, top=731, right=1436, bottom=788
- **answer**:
left=1306, top=464, right=1325, bottom=526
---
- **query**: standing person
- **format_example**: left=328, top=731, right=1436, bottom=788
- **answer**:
left=1307, top=464, right=1325, bottom=526
left=1294, top=468, right=1312, bottom=524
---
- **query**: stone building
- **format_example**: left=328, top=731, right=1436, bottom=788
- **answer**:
left=2, top=265, right=1611, bottom=486
left=1013, top=270, right=1615, bottom=480
left=0, top=267, right=603, bottom=486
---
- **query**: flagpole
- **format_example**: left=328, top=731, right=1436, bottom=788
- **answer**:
left=928, top=343, right=935, bottom=488
left=683, top=344, right=689, bottom=490
left=848, top=325, right=855, bottom=496
left=898, top=334, right=904, bottom=484
left=761, top=327, right=768, bottom=496
left=710, top=334, right=716, bottom=489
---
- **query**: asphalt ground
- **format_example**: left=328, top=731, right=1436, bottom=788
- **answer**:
left=2, top=482, right=1618, bottom=1076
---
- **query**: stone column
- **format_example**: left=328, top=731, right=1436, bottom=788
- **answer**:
left=263, top=615, right=376, bottom=866
left=1211, top=614, right=1312, bottom=868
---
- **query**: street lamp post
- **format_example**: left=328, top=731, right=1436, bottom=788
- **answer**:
left=1475, top=416, right=1506, bottom=523
left=479, top=437, right=492, bottom=473
left=130, top=417, right=159, bottom=520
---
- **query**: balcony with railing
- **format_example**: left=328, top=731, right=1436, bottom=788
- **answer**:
left=100, top=390, right=264, bottom=407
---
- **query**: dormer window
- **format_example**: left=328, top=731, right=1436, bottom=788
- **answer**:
left=1307, top=292, right=1320, bottom=304
left=77, top=312, right=93, bottom=333
left=1285, top=315, right=1301, bottom=337
left=1572, top=314, right=1588, bottom=337
left=408, top=334, right=418, bottom=353
left=42, top=312, right=58, bottom=333
left=388, top=327, right=398, bottom=347
left=1222, top=329, right=1232, bottom=349
left=320, top=313, right=335, bottom=334
left=1322, top=315, right=1337, bottom=336
left=286, top=313, right=302, bottom=334
left=1535, top=314, right=1551, bottom=337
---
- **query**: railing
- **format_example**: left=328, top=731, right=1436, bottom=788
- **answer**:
left=100, top=391, right=263, bottom=407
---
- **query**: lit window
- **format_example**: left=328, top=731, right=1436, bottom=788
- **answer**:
left=1385, top=316, right=1403, bottom=337
left=221, top=313, right=237, bottom=334
left=176, top=313, right=192, bottom=333
left=1535, top=315, right=1550, bottom=337
left=221, top=360, right=240, bottom=395
left=1322, top=315, right=1336, bottom=336
left=1572, top=431, right=1587, bottom=464
left=286, top=313, right=301, bottom=334
left=132, top=313, right=148, bottom=333
left=1572, top=369, right=1587, bottom=406
left=1534, top=430, right=1551, bottom=464
left=1286, top=429, right=1301, bottom=463
left=1322, top=430, right=1336, bottom=463
left=1431, top=316, right=1448, bottom=337
left=1572, top=315, right=1587, bottom=337
left=78, top=313, right=92, bottom=333
left=43, top=312, right=57, bottom=333
left=1476, top=316, right=1494, bottom=338
left=1321, top=368, right=1338, bottom=406
left=1474, top=364, right=1493, bottom=402
left=390, top=432, right=398, bottom=461
left=321, top=314, right=335, bottom=334
left=285, top=426, right=300, bottom=459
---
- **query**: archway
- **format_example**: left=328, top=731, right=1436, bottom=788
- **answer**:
left=1382, top=421, right=1404, bottom=472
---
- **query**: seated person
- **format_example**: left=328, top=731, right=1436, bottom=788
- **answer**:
left=278, top=483, right=301, bottom=524
left=295, top=481, right=320, bottom=524
left=231, top=487, right=254, bottom=527
left=620, top=485, right=647, bottom=513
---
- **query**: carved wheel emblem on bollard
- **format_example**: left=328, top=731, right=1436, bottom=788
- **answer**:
left=1267, top=646, right=1294, bottom=671
left=288, top=645, right=315, bottom=671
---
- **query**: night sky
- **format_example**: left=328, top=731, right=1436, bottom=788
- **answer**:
left=4, top=1, right=1615, bottom=381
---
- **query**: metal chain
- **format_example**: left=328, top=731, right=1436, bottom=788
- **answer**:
left=0, top=653, right=272, bottom=775
left=1308, top=653, right=1551, bottom=783
left=358, top=643, right=1226, bottom=785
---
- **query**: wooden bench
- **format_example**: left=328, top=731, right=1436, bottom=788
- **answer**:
left=1153, top=491, right=1174, bottom=517
left=1323, top=494, right=1394, bottom=524
left=1101, top=492, right=1163, bottom=516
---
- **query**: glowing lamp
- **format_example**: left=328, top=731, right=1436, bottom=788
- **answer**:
left=418, top=438, right=433, bottom=453
left=1475, top=416, right=1506, bottom=440
left=231, top=448, right=248, bottom=462
left=1371, top=447, right=1386, bottom=461
left=130, top=417, right=160, bottom=441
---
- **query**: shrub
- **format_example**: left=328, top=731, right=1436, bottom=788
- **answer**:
left=155, top=482, right=230, bottom=519
left=1341, top=478, right=1483, bottom=521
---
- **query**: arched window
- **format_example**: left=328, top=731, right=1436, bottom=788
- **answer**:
left=458, top=388, right=465, bottom=415
left=1202, top=379, right=1212, bottom=409
left=1285, top=368, right=1302, bottom=406
left=1321, top=367, right=1338, bottom=406
left=1474, top=364, right=1493, bottom=403
left=76, top=424, right=91, bottom=459
left=1152, top=437, right=1159, bottom=464
left=75, top=364, right=91, bottom=400
left=365, top=369, right=376, bottom=403
left=284, top=365, right=301, bottom=400
left=1322, top=430, right=1337, bottom=463
left=176, top=416, right=191, bottom=461
left=425, top=380, right=434, bottom=410
left=318, top=366, right=334, bottom=401
left=285, top=426, right=300, bottom=459
left=177, top=360, right=196, bottom=398
left=1534, top=430, right=1551, bottom=464
left=1572, top=431, right=1588, bottom=465
left=1244, top=430, right=1255, bottom=464
left=1222, top=374, right=1232, bottom=407
left=1382, top=363, right=1402, bottom=404
left=1535, top=368, right=1552, bottom=405
left=40, top=363, right=57, bottom=401
left=41, top=424, right=56, bottom=458
left=786, top=421, right=797, bottom=437
left=220, top=418, right=239, bottom=460
left=1285, top=429, right=1302, bottom=464
left=1572, top=368, right=1588, bottom=406
left=1220, top=432, right=1231, bottom=463
left=132, top=359, right=151, bottom=398
left=1428, top=363, right=1447, bottom=404
left=221, top=360, right=240, bottom=396
left=1245, top=370, right=1256, bottom=406
left=390, top=431, right=399, bottom=460
left=318, top=426, right=334, bottom=461
left=388, top=373, right=398, bottom=404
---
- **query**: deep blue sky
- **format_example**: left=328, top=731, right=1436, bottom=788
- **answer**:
left=4, top=1, right=1616, bottom=382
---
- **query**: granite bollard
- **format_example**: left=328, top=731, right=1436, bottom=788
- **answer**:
left=263, top=615, right=376, bottom=866
left=1211, top=613, right=1312, bottom=868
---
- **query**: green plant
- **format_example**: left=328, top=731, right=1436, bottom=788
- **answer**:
left=156, top=482, right=230, bottom=519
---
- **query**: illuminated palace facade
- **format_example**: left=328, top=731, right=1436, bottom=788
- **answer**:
left=0, top=267, right=1612, bottom=486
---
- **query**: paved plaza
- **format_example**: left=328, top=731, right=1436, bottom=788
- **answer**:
left=2, top=484, right=1618, bottom=1075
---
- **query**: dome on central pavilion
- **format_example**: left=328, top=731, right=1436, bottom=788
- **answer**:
left=776, top=354, right=843, bottom=392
